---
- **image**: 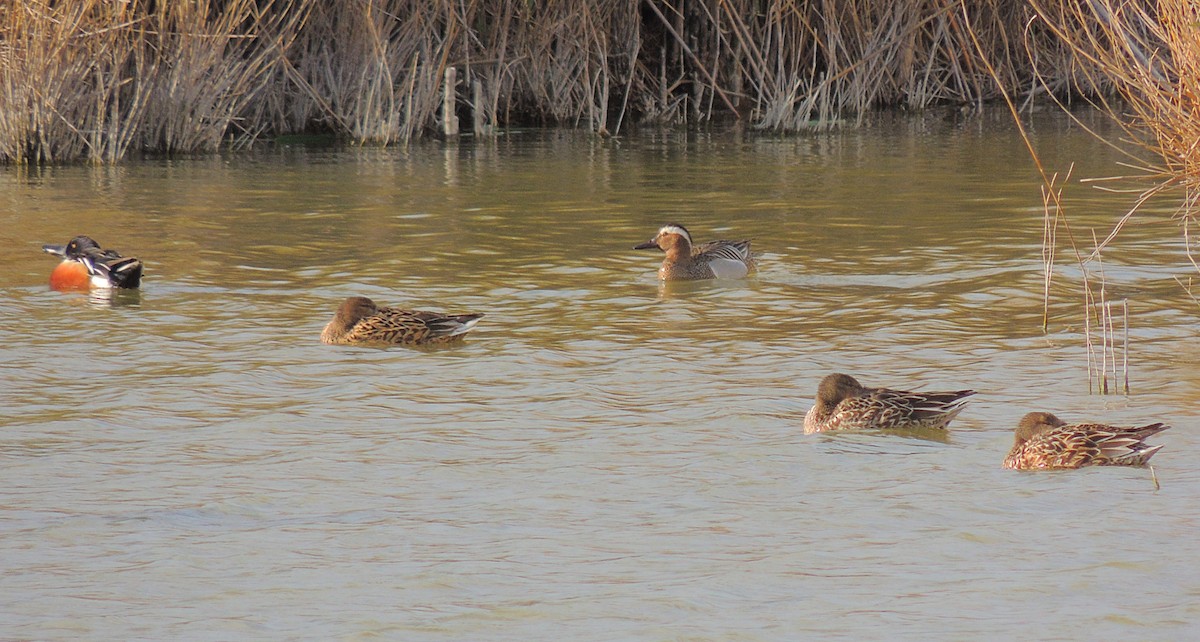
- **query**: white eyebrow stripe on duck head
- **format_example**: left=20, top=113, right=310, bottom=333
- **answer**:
left=657, top=224, right=691, bottom=244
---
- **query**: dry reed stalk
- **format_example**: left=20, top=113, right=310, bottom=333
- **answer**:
left=1082, top=231, right=1130, bottom=395
left=0, top=1, right=137, bottom=162
left=1089, top=230, right=1107, bottom=393
left=277, top=0, right=452, bottom=145
left=0, top=0, right=1118, bottom=161
left=141, top=0, right=308, bottom=154
left=1, top=0, right=307, bottom=163
left=1105, top=299, right=1115, bottom=393
left=1027, top=0, right=1200, bottom=256
left=1122, top=298, right=1129, bottom=393
left=1040, top=166, right=1074, bottom=331
left=1106, top=299, right=1130, bottom=395
left=643, top=0, right=739, bottom=119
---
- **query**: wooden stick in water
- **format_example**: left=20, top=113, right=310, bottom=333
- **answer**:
left=443, top=67, right=459, bottom=137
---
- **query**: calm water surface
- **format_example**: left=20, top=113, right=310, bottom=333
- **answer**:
left=2, top=111, right=1199, bottom=640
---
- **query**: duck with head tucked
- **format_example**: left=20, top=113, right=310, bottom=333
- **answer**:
left=804, top=373, right=976, bottom=434
left=42, top=235, right=143, bottom=290
left=634, top=223, right=755, bottom=281
left=1003, top=411, right=1169, bottom=470
left=321, top=296, right=483, bottom=346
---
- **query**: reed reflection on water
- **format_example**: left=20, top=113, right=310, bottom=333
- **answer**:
left=2, top=112, right=1199, bottom=640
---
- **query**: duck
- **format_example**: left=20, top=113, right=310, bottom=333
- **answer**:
left=42, top=236, right=143, bottom=290
left=321, top=296, right=483, bottom=346
left=803, top=373, right=976, bottom=434
left=634, top=223, right=755, bottom=280
left=1003, top=411, right=1169, bottom=470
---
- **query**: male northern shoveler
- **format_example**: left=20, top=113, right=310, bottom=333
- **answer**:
left=803, top=373, right=976, bottom=434
left=42, top=236, right=143, bottom=290
left=1002, top=411, right=1169, bottom=470
left=321, top=296, right=483, bottom=346
left=634, top=223, right=755, bottom=280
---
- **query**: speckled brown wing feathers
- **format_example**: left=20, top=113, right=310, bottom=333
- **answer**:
left=344, top=306, right=482, bottom=345
left=1004, top=422, right=1169, bottom=470
left=825, top=388, right=974, bottom=431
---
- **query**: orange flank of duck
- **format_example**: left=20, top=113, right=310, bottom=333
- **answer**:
left=49, top=260, right=92, bottom=291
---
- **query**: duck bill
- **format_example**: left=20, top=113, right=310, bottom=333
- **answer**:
left=42, top=243, right=67, bottom=257
left=633, top=240, right=661, bottom=250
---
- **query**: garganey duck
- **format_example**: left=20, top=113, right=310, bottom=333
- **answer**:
left=42, top=235, right=143, bottom=290
left=321, top=296, right=483, bottom=346
left=634, top=223, right=755, bottom=280
left=804, top=373, right=976, bottom=434
left=1003, top=411, right=1169, bottom=470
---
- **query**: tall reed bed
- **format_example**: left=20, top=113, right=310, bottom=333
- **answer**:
left=1, top=0, right=1091, bottom=163
left=0, top=0, right=306, bottom=163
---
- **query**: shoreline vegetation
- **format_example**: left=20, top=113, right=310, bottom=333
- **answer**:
left=0, top=0, right=1106, bottom=165
left=1, top=4, right=1193, bottom=248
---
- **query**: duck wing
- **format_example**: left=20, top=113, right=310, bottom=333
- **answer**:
left=693, top=239, right=753, bottom=264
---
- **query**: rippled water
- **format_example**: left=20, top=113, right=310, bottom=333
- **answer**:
left=3, top=111, right=1199, bottom=639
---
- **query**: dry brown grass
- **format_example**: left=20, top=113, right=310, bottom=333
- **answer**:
left=1028, top=0, right=1200, bottom=222
left=0, top=0, right=1122, bottom=163
left=0, top=0, right=306, bottom=163
left=1026, top=0, right=1200, bottom=276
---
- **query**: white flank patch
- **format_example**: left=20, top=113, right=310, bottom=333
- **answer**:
left=708, top=257, right=749, bottom=279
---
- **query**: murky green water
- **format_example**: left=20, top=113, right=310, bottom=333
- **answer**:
left=2, top=110, right=1199, bottom=639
